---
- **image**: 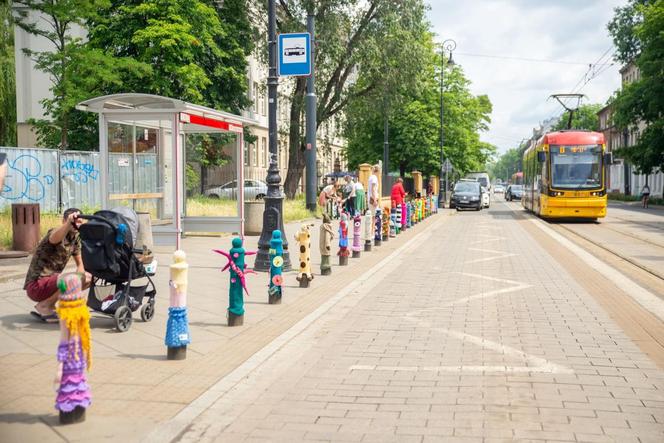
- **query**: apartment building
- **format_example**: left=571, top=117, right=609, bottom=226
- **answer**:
left=597, top=61, right=662, bottom=197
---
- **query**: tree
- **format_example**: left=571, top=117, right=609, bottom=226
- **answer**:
left=608, top=0, right=654, bottom=64
left=611, top=0, right=664, bottom=174
left=489, top=148, right=521, bottom=182
left=13, top=0, right=148, bottom=149
left=0, top=0, right=16, bottom=146
left=259, top=0, right=431, bottom=197
left=551, top=103, right=603, bottom=132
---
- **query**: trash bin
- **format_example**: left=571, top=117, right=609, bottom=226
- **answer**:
left=12, top=203, right=41, bottom=252
left=244, top=200, right=265, bottom=236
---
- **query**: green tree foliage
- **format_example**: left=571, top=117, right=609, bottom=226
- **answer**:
left=263, top=0, right=431, bottom=197
left=610, top=0, right=664, bottom=174
left=13, top=0, right=148, bottom=149
left=0, top=0, right=16, bottom=146
left=346, top=40, right=494, bottom=178
left=608, top=0, right=654, bottom=64
left=489, top=148, right=522, bottom=183
left=551, top=103, right=603, bottom=132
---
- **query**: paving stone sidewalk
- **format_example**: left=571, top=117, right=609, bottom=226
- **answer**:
left=177, top=204, right=664, bottom=443
left=0, top=212, right=439, bottom=442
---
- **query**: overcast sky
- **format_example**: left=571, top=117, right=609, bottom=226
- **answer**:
left=427, top=0, right=626, bottom=154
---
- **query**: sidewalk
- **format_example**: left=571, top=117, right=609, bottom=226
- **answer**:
left=0, top=211, right=442, bottom=442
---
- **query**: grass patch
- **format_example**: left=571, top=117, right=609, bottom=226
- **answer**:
left=186, top=195, right=320, bottom=222
left=608, top=192, right=664, bottom=206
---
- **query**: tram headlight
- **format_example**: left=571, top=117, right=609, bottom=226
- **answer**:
left=590, top=190, right=605, bottom=196
left=548, top=190, right=564, bottom=197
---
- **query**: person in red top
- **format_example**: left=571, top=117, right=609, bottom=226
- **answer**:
left=390, top=177, right=407, bottom=208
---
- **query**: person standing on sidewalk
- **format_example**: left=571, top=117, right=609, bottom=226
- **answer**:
left=368, top=165, right=380, bottom=214
left=354, top=179, right=366, bottom=215
left=391, top=177, right=407, bottom=209
left=342, top=175, right=356, bottom=215
left=24, top=208, right=91, bottom=323
left=641, top=183, right=651, bottom=209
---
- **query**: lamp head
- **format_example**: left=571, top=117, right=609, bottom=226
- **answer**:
left=448, top=52, right=455, bottom=67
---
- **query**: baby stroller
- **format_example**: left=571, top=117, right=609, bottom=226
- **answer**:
left=79, top=207, right=157, bottom=332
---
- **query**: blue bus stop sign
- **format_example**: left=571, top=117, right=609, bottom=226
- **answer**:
left=278, top=33, right=311, bottom=77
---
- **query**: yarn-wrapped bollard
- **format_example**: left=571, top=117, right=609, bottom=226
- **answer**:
left=269, top=230, right=284, bottom=304
left=352, top=214, right=362, bottom=258
left=338, top=213, right=350, bottom=266
left=320, top=214, right=334, bottom=275
left=213, top=238, right=257, bottom=326
left=374, top=207, right=382, bottom=246
left=166, top=250, right=190, bottom=360
left=363, top=210, right=373, bottom=251
left=295, top=224, right=315, bottom=287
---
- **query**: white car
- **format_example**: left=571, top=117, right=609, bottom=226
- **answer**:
left=204, top=179, right=268, bottom=200
left=494, top=184, right=505, bottom=194
left=481, top=187, right=491, bottom=208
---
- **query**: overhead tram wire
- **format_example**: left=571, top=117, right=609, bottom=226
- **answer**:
left=453, top=52, right=592, bottom=66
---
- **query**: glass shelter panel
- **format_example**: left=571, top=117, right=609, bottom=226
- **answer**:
left=184, top=132, right=239, bottom=218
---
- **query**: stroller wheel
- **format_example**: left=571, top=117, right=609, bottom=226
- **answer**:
left=140, top=301, right=155, bottom=322
left=114, top=306, right=133, bottom=332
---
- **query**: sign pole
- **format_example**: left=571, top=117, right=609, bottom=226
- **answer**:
left=255, top=0, right=291, bottom=272
left=305, top=13, right=317, bottom=212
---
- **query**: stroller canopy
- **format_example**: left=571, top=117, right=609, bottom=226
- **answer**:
left=110, top=207, right=139, bottom=248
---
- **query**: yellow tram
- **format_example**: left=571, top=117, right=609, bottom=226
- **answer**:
left=522, top=131, right=610, bottom=219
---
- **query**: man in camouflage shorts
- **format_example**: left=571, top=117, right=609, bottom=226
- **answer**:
left=24, top=208, right=91, bottom=323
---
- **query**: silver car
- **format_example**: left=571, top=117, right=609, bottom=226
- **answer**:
left=204, top=179, right=268, bottom=200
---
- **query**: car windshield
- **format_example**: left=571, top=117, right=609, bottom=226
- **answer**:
left=477, top=177, right=489, bottom=188
left=550, top=145, right=602, bottom=189
left=512, top=185, right=523, bottom=191
left=454, top=182, right=479, bottom=193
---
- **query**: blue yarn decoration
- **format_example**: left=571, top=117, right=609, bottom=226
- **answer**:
left=165, top=306, right=191, bottom=347
left=116, top=223, right=127, bottom=245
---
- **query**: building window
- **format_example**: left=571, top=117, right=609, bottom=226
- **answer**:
left=252, top=142, right=257, bottom=166
left=244, top=140, right=249, bottom=166
left=262, top=137, right=267, bottom=167
left=253, top=82, right=259, bottom=114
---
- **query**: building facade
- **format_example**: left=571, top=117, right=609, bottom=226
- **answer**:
left=597, top=62, right=662, bottom=198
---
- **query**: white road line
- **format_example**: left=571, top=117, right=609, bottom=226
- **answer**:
left=503, top=201, right=664, bottom=322
left=143, top=218, right=439, bottom=443
left=466, top=247, right=517, bottom=263
left=443, top=272, right=532, bottom=307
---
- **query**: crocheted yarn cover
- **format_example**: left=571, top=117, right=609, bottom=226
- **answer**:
left=165, top=306, right=191, bottom=347
left=55, top=340, right=91, bottom=413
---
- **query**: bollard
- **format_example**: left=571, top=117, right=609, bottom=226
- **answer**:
left=402, top=202, right=408, bottom=230
left=407, top=202, right=413, bottom=227
left=268, top=230, right=284, bottom=304
left=363, top=209, right=373, bottom=251
left=352, top=214, right=362, bottom=258
left=295, top=224, right=314, bottom=287
left=374, top=207, right=382, bottom=246
left=54, top=273, right=91, bottom=425
left=389, top=208, right=397, bottom=237
left=382, top=207, right=390, bottom=241
left=214, top=238, right=257, bottom=326
left=418, top=198, right=424, bottom=222
left=320, top=214, right=334, bottom=275
left=166, top=250, right=190, bottom=360
left=338, top=213, right=350, bottom=265
left=395, top=204, right=402, bottom=234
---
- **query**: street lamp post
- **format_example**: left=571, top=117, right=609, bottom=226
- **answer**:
left=438, top=39, right=456, bottom=209
left=255, top=0, right=291, bottom=272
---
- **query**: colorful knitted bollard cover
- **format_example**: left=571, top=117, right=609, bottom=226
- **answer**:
left=382, top=207, right=390, bottom=239
left=389, top=208, right=397, bottom=237
left=54, top=273, right=92, bottom=415
left=338, top=213, right=350, bottom=257
left=396, top=204, right=402, bottom=233
left=352, top=214, right=362, bottom=253
left=269, top=230, right=284, bottom=298
left=166, top=250, right=190, bottom=348
left=214, top=238, right=257, bottom=316
left=295, top=224, right=314, bottom=282
left=165, top=307, right=190, bottom=347
left=363, top=210, right=373, bottom=247
left=374, top=208, right=382, bottom=242
left=320, top=214, right=334, bottom=273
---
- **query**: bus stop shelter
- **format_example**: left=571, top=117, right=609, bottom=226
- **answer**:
left=77, top=93, right=258, bottom=249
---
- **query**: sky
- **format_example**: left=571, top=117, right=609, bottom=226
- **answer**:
left=427, top=0, right=626, bottom=154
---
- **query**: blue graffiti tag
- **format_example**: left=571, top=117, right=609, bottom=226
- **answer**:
left=61, top=159, right=99, bottom=184
left=0, top=154, right=55, bottom=202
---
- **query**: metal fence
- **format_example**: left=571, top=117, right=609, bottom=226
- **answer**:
left=1, top=147, right=103, bottom=212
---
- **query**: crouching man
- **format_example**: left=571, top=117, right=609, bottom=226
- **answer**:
left=24, top=208, right=91, bottom=323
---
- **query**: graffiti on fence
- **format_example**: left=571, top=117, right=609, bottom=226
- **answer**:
left=61, top=159, right=99, bottom=183
left=1, top=154, right=55, bottom=202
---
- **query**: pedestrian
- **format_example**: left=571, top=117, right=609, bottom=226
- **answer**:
left=354, top=179, right=366, bottom=215
left=368, top=165, right=380, bottom=216
left=391, top=177, right=407, bottom=209
left=342, top=175, right=356, bottom=215
left=24, top=208, right=92, bottom=323
left=318, top=181, right=339, bottom=218
left=641, top=183, right=651, bottom=209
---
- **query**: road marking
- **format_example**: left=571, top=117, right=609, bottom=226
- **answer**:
left=470, top=233, right=505, bottom=245
left=502, top=201, right=664, bottom=322
left=143, top=218, right=439, bottom=443
left=466, top=247, right=517, bottom=263
left=443, top=272, right=532, bottom=306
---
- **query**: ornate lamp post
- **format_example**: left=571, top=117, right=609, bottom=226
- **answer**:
left=439, top=39, right=456, bottom=209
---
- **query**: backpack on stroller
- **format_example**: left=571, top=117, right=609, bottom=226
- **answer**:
left=79, top=207, right=157, bottom=332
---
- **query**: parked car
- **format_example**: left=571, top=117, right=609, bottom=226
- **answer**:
left=494, top=184, right=505, bottom=194
left=505, top=184, right=523, bottom=201
left=451, top=181, right=482, bottom=211
left=481, top=187, right=491, bottom=208
left=204, top=179, right=268, bottom=200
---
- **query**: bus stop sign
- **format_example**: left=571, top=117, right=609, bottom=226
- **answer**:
left=278, top=33, right=311, bottom=77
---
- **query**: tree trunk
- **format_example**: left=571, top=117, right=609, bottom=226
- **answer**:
left=283, top=78, right=307, bottom=198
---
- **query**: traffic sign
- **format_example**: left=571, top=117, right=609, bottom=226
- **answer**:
left=278, top=33, right=311, bottom=77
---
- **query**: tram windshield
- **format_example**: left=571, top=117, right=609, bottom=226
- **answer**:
left=550, top=145, right=602, bottom=189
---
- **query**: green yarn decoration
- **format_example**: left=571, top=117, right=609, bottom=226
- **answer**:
left=57, top=278, right=67, bottom=294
